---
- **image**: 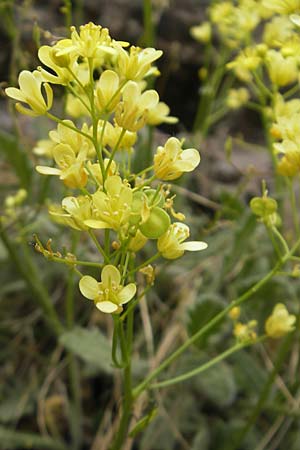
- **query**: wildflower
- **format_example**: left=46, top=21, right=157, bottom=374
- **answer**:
left=59, top=23, right=114, bottom=59
left=226, top=88, right=249, bottom=110
left=262, top=0, right=300, bottom=14
left=36, top=144, right=88, bottom=189
left=265, top=303, right=296, bottom=338
left=79, top=265, right=136, bottom=313
left=38, top=43, right=77, bottom=85
left=85, top=175, right=133, bottom=232
left=115, top=44, right=162, bottom=81
left=266, top=50, right=298, bottom=87
left=157, top=222, right=207, bottom=259
left=49, top=196, right=92, bottom=231
left=5, top=70, right=53, bottom=116
left=234, top=320, right=257, bottom=343
left=95, top=70, right=121, bottom=114
left=190, top=22, right=212, bottom=44
left=229, top=306, right=241, bottom=321
left=154, top=137, right=200, bottom=181
left=146, top=102, right=178, bottom=126
left=274, top=140, right=300, bottom=177
left=227, top=47, right=261, bottom=82
left=115, top=81, right=159, bottom=132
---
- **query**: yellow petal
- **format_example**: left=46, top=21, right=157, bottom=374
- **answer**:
left=35, top=166, right=61, bottom=175
left=79, top=275, right=99, bottom=300
left=96, top=301, right=119, bottom=313
left=181, top=241, right=208, bottom=251
left=83, top=219, right=110, bottom=229
left=101, top=265, right=121, bottom=286
left=118, top=283, right=137, bottom=304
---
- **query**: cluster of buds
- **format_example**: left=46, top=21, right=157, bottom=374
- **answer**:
left=6, top=22, right=207, bottom=314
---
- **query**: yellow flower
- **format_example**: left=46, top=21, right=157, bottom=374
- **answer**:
left=265, top=303, right=296, bottom=338
left=227, top=47, right=261, bottom=82
left=101, top=121, right=137, bottom=151
left=146, top=102, right=178, bottom=126
left=58, top=23, right=114, bottom=59
left=274, top=140, right=300, bottom=176
left=263, top=0, right=300, bottom=14
left=85, top=175, right=133, bottom=232
left=226, top=88, right=249, bottom=110
left=36, top=144, right=88, bottom=189
left=38, top=43, right=77, bottom=85
left=154, top=137, right=200, bottom=181
left=49, top=195, right=92, bottom=231
left=190, top=22, right=212, bottom=44
left=115, top=81, right=159, bottom=131
left=157, top=222, right=207, bottom=259
left=263, top=16, right=295, bottom=48
left=229, top=306, right=241, bottom=321
left=79, top=265, right=136, bottom=313
left=266, top=50, right=298, bottom=87
left=5, top=70, right=53, bottom=116
left=115, top=44, right=162, bottom=81
left=233, top=320, right=257, bottom=343
left=95, top=70, right=121, bottom=114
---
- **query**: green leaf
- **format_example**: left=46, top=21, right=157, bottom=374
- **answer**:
left=59, top=326, right=113, bottom=374
left=193, top=360, right=237, bottom=407
left=187, top=295, right=225, bottom=348
left=0, top=130, right=32, bottom=189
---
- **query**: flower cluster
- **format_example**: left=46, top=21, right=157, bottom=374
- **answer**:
left=6, top=22, right=207, bottom=314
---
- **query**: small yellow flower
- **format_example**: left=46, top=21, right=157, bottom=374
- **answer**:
left=85, top=175, right=133, bottom=232
left=49, top=195, right=92, bottom=231
left=5, top=70, right=53, bottom=116
left=227, top=47, right=261, bottom=82
left=234, top=320, right=257, bottom=343
left=95, top=70, right=121, bottom=114
left=36, top=144, right=88, bottom=189
left=229, top=306, right=241, bottom=321
left=263, top=0, right=300, bottom=14
left=146, top=102, right=178, bottom=126
left=265, top=303, right=296, bottom=338
left=38, top=44, right=77, bottom=85
left=266, top=50, right=298, bottom=87
left=157, top=222, right=207, bottom=259
left=79, top=265, right=136, bottom=313
left=190, top=22, right=212, bottom=44
left=115, top=44, right=162, bottom=81
left=60, top=23, right=114, bottom=59
left=226, top=88, right=249, bottom=110
left=274, top=140, right=300, bottom=177
left=115, top=81, right=159, bottom=131
left=154, top=137, right=200, bottom=181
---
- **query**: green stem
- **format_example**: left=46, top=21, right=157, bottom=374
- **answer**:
left=132, top=236, right=300, bottom=398
left=143, top=0, right=155, bottom=47
left=88, top=230, right=110, bottom=263
left=110, top=320, right=133, bottom=450
left=0, top=228, right=63, bottom=337
left=105, top=128, right=126, bottom=176
left=287, top=178, right=300, bottom=238
left=150, top=339, right=265, bottom=390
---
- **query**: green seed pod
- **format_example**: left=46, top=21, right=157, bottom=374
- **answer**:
left=140, top=206, right=170, bottom=239
left=250, top=196, right=277, bottom=217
